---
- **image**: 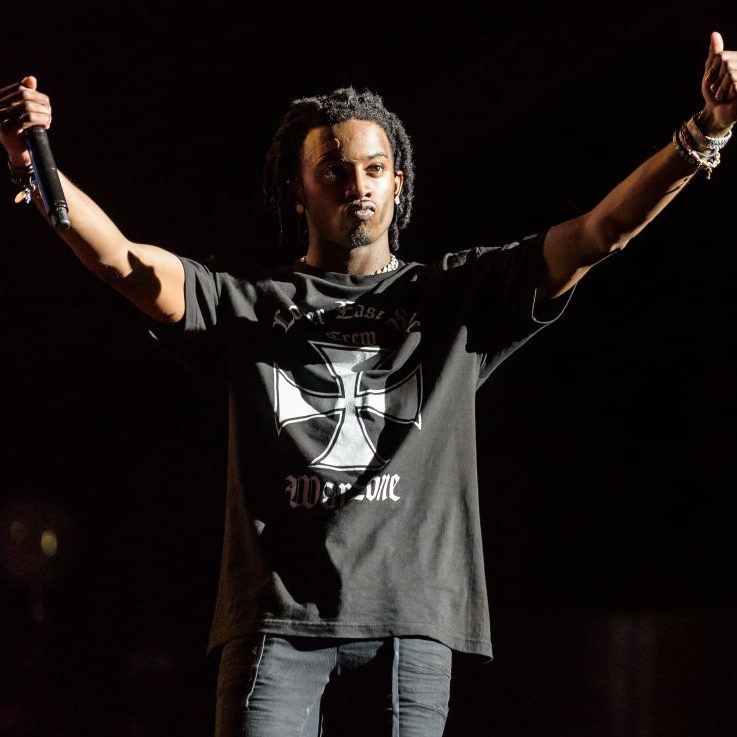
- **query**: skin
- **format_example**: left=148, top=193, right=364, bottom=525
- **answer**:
left=540, top=31, right=737, bottom=300
left=0, top=32, right=735, bottom=319
left=296, top=120, right=403, bottom=275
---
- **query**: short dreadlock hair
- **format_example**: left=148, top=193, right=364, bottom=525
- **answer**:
left=263, top=87, right=415, bottom=255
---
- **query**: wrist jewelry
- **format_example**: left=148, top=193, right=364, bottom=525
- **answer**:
left=7, top=160, right=37, bottom=204
left=671, top=119, right=724, bottom=179
left=689, top=112, right=733, bottom=151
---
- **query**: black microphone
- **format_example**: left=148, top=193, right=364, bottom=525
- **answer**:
left=23, top=125, right=70, bottom=231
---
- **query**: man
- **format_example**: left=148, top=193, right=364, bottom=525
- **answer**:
left=1, top=31, right=735, bottom=737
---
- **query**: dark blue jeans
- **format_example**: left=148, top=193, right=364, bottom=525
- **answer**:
left=215, top=635, right=452, bottom=737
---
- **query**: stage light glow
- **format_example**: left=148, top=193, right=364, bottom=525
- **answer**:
left=40, top=530, right=58, bottom=557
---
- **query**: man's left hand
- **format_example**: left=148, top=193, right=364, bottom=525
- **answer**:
left=701, top=31, right=737, bottom=135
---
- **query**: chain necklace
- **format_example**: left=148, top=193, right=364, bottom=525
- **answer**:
left=299, top=253, right=399, bottom=274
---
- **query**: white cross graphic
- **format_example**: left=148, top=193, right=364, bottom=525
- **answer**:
left=274, top=341, right=422, bottom=471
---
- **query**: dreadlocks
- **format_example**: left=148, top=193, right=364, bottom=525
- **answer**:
left=263, top=87, right=415, bottom=255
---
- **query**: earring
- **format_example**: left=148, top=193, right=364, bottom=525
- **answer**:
left=295, top=202, right=305, bottom=214
left=394, top=195, right=400, bottom=205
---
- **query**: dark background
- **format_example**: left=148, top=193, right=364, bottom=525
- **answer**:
left=1, top=2, right=736, bottom=735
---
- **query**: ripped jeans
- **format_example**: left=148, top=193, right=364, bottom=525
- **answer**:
left=215, top=635, right=452, bottom=737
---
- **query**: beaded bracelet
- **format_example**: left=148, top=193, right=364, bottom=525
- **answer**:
left=672, top=121, right=722, bottom=179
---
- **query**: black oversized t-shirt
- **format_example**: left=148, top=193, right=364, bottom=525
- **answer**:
left=158, top=232, right=571, bottom=659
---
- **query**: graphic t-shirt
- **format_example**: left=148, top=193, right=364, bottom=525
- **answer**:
left=157, top=231, right=571, bottom=659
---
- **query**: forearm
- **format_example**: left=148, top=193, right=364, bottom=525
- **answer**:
left=540, top=32, right=736, bottom=301
left=25, top=169, right=132, bottom=273
left=19, top=168, right=185, bottom=322
left=542, top=112, right=731, bottom=299
left=581, top=140, right=700, bottom=255
left=584, top=104, right=733, bottom=254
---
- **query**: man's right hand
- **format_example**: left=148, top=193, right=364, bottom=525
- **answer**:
left=1, top=75, right=186, bottom=323
left=0, top=76, right=51, bottom=166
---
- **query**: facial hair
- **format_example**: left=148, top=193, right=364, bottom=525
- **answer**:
left=348, top=224, right=372, bottom=248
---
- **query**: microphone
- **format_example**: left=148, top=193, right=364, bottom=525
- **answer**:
left=23, top=125, right=70, bottom=231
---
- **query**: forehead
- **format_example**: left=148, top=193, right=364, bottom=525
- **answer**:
left=300, top=119, right=392, bottom=167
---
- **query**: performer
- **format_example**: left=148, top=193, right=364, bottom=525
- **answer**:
left=1, top=31, right=734, bottom=737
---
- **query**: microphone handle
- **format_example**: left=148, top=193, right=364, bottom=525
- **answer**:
left=24, top=125, right=71, bottom=231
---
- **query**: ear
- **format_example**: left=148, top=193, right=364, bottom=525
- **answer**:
left=394, top=169, right=404, bottom=198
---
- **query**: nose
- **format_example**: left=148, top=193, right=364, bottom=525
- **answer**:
left=345, top=165, right=371, bottom=200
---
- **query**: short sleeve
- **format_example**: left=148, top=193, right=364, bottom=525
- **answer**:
left=424, top=232, right=575, bottom=384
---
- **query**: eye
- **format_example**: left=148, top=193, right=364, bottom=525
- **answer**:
left=322, top=164, right=344, bottom=181
left=367, top=163, right=386, bottom=174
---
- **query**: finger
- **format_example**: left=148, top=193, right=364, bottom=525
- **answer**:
left=706, top=62, right=719, bottom=92
left=4, top=99, right=51, bottom=118
left=0, top=84, right=49, bottom=110
left=0, top=97, right=52, bottom=133
left=0, top=81, right=19, bottom=96
left=0, top=99, right=46, bottom=117
left=0, top=101, right=51, bottom=130
left=13, top=86, right=51, bottom=112
left=707, top=64, right=720, bottom=97
left=714, top=63, right=737, bottom=102
left=0, top=109, right=52, bottom=135
left=706, top=57, right=729, bottom=97
left=711, top=59, right=729, bottom=99
left=0, top=81, right=27, bottom=101
left=705, top=31, right=724, bottom=73
left=19, top=110, right=52, bottom=130
left=0, top=76, right=38, bottom=97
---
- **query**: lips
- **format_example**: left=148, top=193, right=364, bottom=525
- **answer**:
left=346, top=200, right=376, bottom=220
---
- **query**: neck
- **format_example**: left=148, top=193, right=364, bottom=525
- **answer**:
left=303, top=243, right=393, bottom=275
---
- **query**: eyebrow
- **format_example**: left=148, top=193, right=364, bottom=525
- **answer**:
left=318, top=150, right=390, bottom=164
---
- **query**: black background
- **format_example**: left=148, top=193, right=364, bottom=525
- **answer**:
left=1, top=2, right=736, bottom=736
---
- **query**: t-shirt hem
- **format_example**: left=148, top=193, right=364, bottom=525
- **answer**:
left=207, top=619, right=493, bottom=660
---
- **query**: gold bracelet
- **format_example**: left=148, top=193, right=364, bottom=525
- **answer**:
left=689, top=113, right=733, bottom=151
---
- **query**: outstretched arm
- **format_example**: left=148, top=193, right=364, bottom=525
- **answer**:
left=0, top=76, right=185, bottom=323
left=538, top=31, right=736, bottom=301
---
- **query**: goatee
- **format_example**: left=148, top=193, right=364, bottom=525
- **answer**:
left=349, top=228, right=371, bottom=247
